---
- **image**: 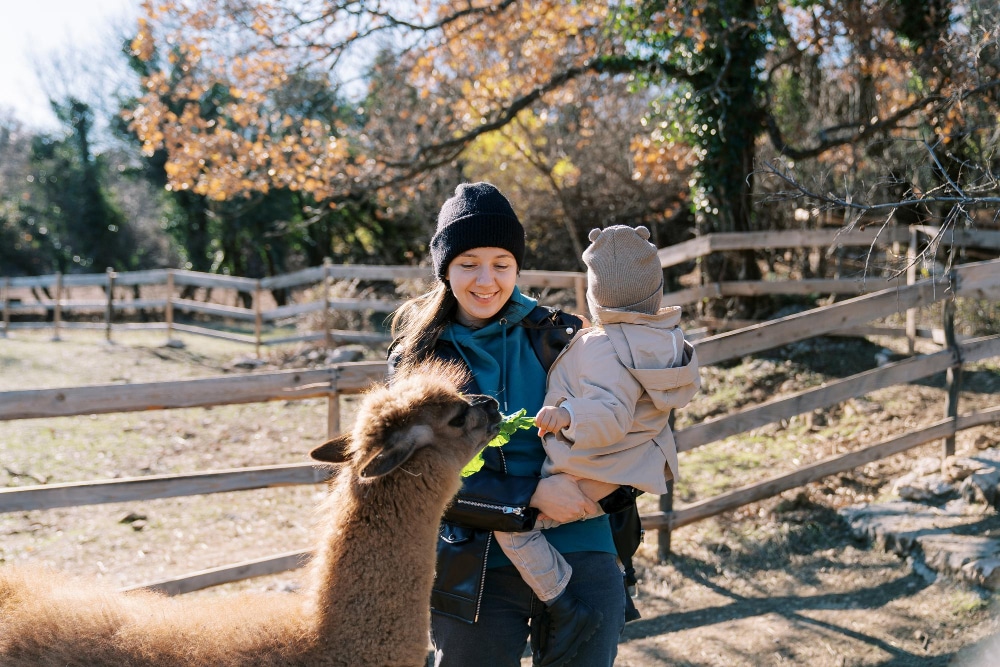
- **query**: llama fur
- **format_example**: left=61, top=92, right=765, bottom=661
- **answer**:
left=0, top=361, right=500, bottom=667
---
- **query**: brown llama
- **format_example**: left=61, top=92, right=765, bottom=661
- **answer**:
left=0, top=361, right=500, bottom=667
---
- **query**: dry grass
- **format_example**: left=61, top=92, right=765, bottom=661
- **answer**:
left=2, top=327, right=999, bottom=665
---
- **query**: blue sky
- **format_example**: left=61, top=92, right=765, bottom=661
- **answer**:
left=0, top=0, right=138, bottom=131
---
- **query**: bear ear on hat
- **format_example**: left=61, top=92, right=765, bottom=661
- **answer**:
left=589, top=228, right=602, bottom=242
left=635, top=226, right=651, bottom=240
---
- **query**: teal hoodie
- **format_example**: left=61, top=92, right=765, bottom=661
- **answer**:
left=443, top=288, right=616, bottom=568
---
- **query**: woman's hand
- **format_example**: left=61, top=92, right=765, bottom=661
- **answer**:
left=530, top=474, right=599, bottom=524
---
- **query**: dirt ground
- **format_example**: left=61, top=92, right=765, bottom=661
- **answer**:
left=1, top=328, right=999, bottom=666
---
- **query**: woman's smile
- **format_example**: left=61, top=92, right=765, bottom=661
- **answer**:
left=447, top=247, right=518, bottom=328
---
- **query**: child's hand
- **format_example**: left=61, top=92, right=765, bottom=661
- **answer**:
left=535, top=406, right=571, bottom=437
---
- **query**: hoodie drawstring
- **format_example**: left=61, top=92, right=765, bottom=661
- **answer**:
left=499, top=318, right=508, bottom=412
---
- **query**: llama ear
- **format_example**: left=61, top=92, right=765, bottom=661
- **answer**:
left=360, top=424, right=434, bottom=478
left=310, top=434, right=352, bottom=463
left=588, top=228, right=602, bottom=242
left=635, top=225, right=651, bottom=240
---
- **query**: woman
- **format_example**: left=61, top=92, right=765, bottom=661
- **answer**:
left=389, top=182, right=627, bottom=667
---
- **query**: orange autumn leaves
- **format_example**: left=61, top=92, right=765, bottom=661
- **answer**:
left=124, top=1, right=675, bottom=202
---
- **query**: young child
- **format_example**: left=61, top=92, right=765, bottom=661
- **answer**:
left=494, top=225, right=700, bottom=666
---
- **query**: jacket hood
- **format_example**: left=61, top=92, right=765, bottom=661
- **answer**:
left=598, top=312, right=700, bottom=413
left=592, top=304, right=683, bottom=329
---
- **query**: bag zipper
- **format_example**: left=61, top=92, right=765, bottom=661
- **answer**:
left=454, top=498, right=525, bottom=516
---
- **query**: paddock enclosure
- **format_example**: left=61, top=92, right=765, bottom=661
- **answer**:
left=2, top=224, right=999, bottom=595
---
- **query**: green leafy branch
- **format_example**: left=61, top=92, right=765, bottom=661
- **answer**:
left=461, top=408, right=536, bottom=477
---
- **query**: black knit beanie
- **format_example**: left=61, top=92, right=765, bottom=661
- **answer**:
left=430, top=182, right=525, bottom=281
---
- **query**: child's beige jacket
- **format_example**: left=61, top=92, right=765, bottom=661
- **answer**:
left=540, top=304, right=700, bottom=495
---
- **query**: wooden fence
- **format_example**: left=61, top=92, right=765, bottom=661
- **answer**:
left=0, top=263, right=586, bottom=354
left=4, top=224, right=998, bottom=356
left=1, top=256, right=998, bottom=595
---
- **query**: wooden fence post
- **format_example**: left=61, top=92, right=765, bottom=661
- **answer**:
left=574, top=275, right=587, bottom=317
left=658, top=409, right=677, bottom=561
left=906, top=226, right=918, bottom=354
left=658, top=480, right=674, bottom=562
left=323, top=258, right=332, bottom=350
left=942, top=296, right=963, bottom=460
left=327, top=390, right=341, bottom=440
left=254, top=280, right=263, bottom=358
left=165, top=269, right=175, bottom=344
left=105, top=269, right=116, bottom=343
left=52, top=272, right=63, bottom=341
left=1, top=277, right=9, bottom=338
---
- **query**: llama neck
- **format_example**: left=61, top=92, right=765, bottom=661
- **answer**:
left=308, top=472, right=453, bottom=662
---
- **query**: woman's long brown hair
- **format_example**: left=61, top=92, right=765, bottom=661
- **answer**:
left=388, top=282, right=457, bottom=370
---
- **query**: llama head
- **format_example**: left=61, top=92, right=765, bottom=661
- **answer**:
left=310, top=361, right=501, bottom=482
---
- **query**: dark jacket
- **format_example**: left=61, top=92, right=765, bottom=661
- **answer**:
left=389, top=306, right=583, bottom=622
left=389, top=305, right=641, bottom=623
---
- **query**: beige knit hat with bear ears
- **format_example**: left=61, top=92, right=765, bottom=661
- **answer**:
left=583, top=225, right=663, bottom=318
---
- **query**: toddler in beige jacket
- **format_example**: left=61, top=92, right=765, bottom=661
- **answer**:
left=494, top=225, right=700, bottom=666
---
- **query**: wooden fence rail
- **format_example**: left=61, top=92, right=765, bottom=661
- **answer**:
left=4, top=225, right=997, bottom=350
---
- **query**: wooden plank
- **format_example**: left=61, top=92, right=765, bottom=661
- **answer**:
left=913, top=225, right=1000, bottom=251
left=265, top=300, right=325, bottom=320
left=0, top=463, right=333, bottom=513
left=0, top=369, right=339, bottom=420
left=172, top=298, right=258, bottom=321
left=321, top=296, right=402, bottom=313
left=718, top=279, right=871, bottom=297
left=661, top=284, right=721, bottom=306
left=689, top=320, right=938, bottom=340
left=674, top=348, right=957, bottom=452
left=957, top=404, right=1000, bottom=430
left=5, top=322, right=166, bottom=332
left=832, top=326, right=940, bottom=339
left=644, top=419, right=959, bottom=531
left=264, top=331, right=392, bottom=346
left=693, top=277, right=951, bottom=366
left=11, top=274, right=110, bottom=288
left=705, top=228, right=911, bottom=253
left=126, top=549, right=313, bottom=596
left=646, top=407, right=1000, bottom=531
left=169, top=323, right=257, bottom=344
left=955, top=258, right=1000, bottom=290
left=113, top=298, right=168, bottom=310
left=961, top=334, right=1000, bottom=364
left=260, top=266, right=325, bottom=290
left=5, top=301, right=98, bottom=312
left=265, top=297, right=402, bottom=321
left=658, top=237, right=711, bottom=269
left=519, top=270, right=582, bottom=289
left=6, top=299, right=165, bottom=312
left=113, top=270, right=168, bottom=287
left=8, top=275, right=58, bottom=288
left=171, top=270, right=258, bottom=291
left=957, top=283, right=1000, bottom=302
left=64, top=273, right=116, bottom=288
left=333, top=361, right=388, bottom=393
left=324, top=265, right=429, bottom=281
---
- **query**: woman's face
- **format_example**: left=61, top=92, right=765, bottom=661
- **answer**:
left=447, top=247, right=518, bottom=328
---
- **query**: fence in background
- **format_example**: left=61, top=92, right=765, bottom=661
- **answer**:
left=3, top=224, right=999, bottom=355
left=2, top=257, right=998, bottom=594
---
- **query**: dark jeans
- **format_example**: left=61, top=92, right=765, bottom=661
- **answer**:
left=429, top=551, right=625, bottom=667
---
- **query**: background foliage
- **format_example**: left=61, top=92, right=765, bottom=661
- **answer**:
left=1, top=0, right=997, bottom=315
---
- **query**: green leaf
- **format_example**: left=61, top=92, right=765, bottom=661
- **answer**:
left=460, top=409, right=536, bottom=477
